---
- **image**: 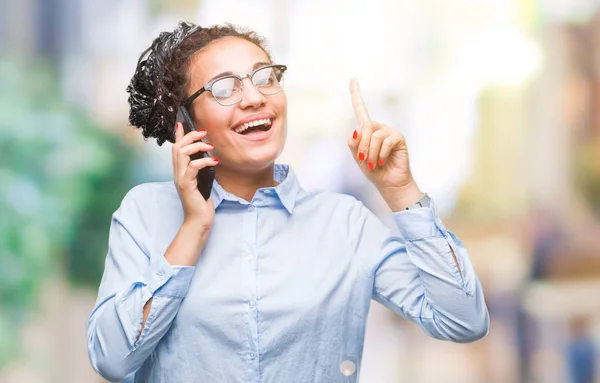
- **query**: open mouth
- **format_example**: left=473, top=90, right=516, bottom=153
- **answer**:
left=233, top=118, right=273, bottom=135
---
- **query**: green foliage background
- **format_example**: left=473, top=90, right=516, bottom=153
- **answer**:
left=0, top=58, right=137, bottom=366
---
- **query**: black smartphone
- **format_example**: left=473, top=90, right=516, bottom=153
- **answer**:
left=175, top=106, right=215, bottom=200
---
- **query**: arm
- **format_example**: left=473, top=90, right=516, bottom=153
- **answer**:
left=86, top=186, right=206, bottom=381
left=352, top=199, right=489, bottom=343
left=346, top=78, right=488, bottom=342
left=136, top=220, right=211, bottom=342
left=87, top=121, right=217, bottom=381
left=379, top=185, right=463, bottom=279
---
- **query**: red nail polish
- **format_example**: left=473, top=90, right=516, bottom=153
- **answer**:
left=197, top=128, right=206, bottom=133
left=206, top=142, right=214, bottom=148
left=212, top=157, right=219, bottom=163
left=368, top=162, right=375, bottom=170
left=358, top=152, right=365, bottom=161
left=378, top=159, right=384, bottom=166
left=352, top=130, right=358, bottom=140
left=175, top=123, right=180, bottom=130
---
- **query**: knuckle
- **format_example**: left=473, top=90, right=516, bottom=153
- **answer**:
left=191, top=158, right=206, bottom=168
left=372, top=131, right=386, bottom=140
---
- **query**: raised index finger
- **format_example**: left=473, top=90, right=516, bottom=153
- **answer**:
left=349, top=77, right=370, bottom=125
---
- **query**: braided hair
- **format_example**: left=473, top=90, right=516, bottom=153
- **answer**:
left=126, top=21, right=271, bottom=146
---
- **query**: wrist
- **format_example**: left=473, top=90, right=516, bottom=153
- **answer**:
left=378, top=180, right=423, bottom=212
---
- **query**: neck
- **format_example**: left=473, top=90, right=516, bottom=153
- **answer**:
left=215, top=163, right=278, bottom=202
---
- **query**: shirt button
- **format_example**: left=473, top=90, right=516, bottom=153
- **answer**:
left=249, top=300, right=256, bottom=308
left=340, top=360, right=356, bottom=376
left=247, top=204, right=255, bottom=212
left=264, top=189, right=273, bottom=194
left=248, top=352, right=257, bottom=360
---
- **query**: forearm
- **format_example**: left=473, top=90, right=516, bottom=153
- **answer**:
left=393, top=207, right=488, bottom=342
left=88, top=288, right=188, bottom=381
left=382, top=183, right=464, bottom=280
left=404, top=233, right=487, bottom=342
left=371, top=197, right=487, bottom=344
left=448, top=245, right=463, bottom=279
left=134, top=222, right=209, bottom=340
left=137, top=298, right=153, bottom=342
left=165, top=220, right=211, bottom=266
left=88, top=222, right=205, bottom=380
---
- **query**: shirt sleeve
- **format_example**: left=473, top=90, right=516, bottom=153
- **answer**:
left=86, top=184, right=195, bottom=382
left=353, top=198, right=489, bottom=343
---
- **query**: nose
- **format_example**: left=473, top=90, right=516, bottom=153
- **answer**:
left=239, top=77, right=266, bottom=109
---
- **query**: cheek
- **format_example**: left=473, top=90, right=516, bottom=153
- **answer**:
left=195, top=103, right=234, bottom=137
left=276, top=93, right=287, bottom=113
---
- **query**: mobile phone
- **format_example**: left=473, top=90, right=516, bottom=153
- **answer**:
left=175, top=106, right=215, bottom=200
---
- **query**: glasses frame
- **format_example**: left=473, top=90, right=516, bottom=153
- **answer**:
left=182, top=64, right=287, bottom=107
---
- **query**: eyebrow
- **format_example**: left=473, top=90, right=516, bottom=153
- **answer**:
left=206, top=61, right=273, bottom=83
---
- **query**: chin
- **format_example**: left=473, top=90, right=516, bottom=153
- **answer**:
left=245, top=150, right=282, bottom=168
left=225, top=127, right=286, bottom=169
left=247, top=136, right=285, bottom=163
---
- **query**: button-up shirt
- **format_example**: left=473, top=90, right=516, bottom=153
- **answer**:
left=87, top=164, right=489, bottom=382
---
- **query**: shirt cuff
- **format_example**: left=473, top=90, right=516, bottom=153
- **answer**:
left=142, top=256, right=195, bottom=298
left=392, top=199, right=447, bottom=241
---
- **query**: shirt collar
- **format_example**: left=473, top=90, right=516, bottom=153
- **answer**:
left=210, top=164, right=303, bottom=214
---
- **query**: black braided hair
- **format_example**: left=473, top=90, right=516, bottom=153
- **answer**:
left=126, top=22, right=271, bottom=146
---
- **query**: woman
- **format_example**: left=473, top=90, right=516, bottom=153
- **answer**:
left=87, top=21, right=489, bottom=382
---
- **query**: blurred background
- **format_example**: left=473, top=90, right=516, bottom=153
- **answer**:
left=1, top=0, right=600, bottom=382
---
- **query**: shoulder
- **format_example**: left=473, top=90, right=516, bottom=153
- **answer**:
left=301, top=190, right=393, bottom=234
left=115, top=181, right=177, bottom=220
left=119, top=181, right=171, bottom=204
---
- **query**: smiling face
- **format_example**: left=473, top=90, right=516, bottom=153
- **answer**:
left=185, top=37, right=287, bottom=172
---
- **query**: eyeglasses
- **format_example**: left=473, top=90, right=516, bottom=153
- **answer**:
left=183, top=64, right=287, bottom=107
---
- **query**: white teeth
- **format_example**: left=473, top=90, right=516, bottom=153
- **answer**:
left=234, top=118, right=272, bottom=133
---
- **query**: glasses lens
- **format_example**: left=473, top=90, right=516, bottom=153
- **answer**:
left=252, top=66, right=284, bottom=95
left=211, top=77, right=243, bottom=105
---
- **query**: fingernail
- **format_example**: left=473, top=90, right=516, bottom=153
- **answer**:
left=206, top=142, right=214, bottom=148
left=175, top=123, right=180, bottom=130
left=197, top=128, right=206, bottom=133
left=378, top=159, right=384, bottom=166
left=368, top=162, right=375, bottom=170
left=358, top=152, right=365, bottom=161
left=212, top=157, right=219, bottom=163
left=352, top=130, right=358, bottom=140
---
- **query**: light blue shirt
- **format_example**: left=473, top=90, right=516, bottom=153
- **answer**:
left=87, top=164, right=489, bottom=383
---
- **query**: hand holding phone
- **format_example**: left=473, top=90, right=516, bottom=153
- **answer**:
left=167, top=108, right=218, bottom=266
left=175, top=106, right=216, bottom=200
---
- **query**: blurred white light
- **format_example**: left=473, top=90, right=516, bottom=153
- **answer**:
left=539, top=0, right=600, bottom=23
left=457, top=26, right=543, bottom=86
